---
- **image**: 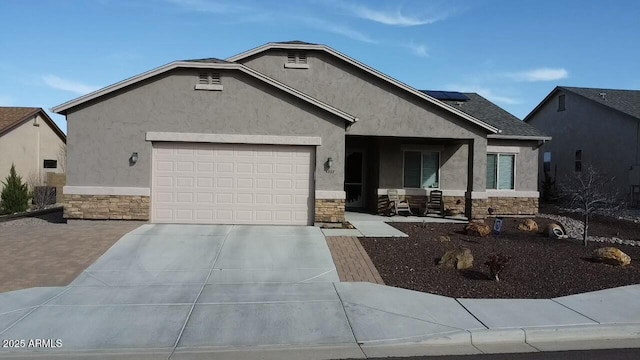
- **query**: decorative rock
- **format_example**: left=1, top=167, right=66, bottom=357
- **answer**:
left=592, top=247, right=631, bottom=266
left=465, top=222, right=491, bottom=237
left=544, top=222, right=568, bottom=239
left=517, top=219, right=538, bottom=232
left=445, top=209, right=461, bottom=217
left=439, top=247, right=474, bottom=270
left=437, top=235, right=451, bottom=242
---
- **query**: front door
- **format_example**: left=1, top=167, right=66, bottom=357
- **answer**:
left=345, top=150, right=365, bottom=208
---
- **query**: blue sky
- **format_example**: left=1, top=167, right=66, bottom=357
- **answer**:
left=1, top=0, right=639, bottom=133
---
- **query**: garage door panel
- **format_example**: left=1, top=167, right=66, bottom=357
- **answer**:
left=153, top=143, right=313, bottom=225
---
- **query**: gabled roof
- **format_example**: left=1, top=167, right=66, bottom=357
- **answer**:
left=227, top=41, right=499, bottom=134
left=0, top=107, right=66, bottom=142
left=525, top=86, right=640, bottom=122
left=430, top=92, right=550, bottom=140
left=52, top=62, right=357, bottom=123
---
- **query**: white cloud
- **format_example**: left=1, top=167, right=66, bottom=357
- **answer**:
left=324, top=23, right=377, bottom=43
left=444, top=84, right=520, bottom=105
left=42, top=75, right=99, bottom=95
left=404, top=41, right=428, bottom=57
left=506, top=68, right=568, bottom=82
left=165, top=0, right=253, bottom=14
left=349, top=4, right=445, bottom=26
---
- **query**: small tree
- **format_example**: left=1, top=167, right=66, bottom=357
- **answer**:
left=1, top=164, right=30, bottom=214
left=26, top=172, right=57, bottom=210
left=57, top=143, right=66, bottom=173
left=559, top=165, right=623, bottom=246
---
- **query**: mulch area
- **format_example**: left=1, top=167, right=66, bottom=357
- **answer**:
left=359, top=217, right=640, bottom=299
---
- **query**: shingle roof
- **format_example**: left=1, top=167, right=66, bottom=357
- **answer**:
left=182, top=57, right=230, bottom=63
left=561, top=86, right=640, bottom=120
left=0, top=107, right=40, bottom=134
left=428, top=92, right=549, bottom=137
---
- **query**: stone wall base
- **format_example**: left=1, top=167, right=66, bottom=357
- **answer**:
left=471, top=197, right=539, bottom=219
left=64, top=194, right=150, bottom=220
left=315, top=199, right=345, bottom=223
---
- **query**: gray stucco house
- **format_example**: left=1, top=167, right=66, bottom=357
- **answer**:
left=525, top=86, right=640, bottom=206
left=53, top=41, right=549, bottom=225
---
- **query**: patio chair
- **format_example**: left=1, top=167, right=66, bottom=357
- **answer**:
left=425, top=190, right=445, bottom=217
left=387, top=189, right=413, bottom=216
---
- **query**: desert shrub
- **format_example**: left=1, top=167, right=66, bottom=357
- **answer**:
left=484, top=253, right=511, bottom=282
left=1, top=164, right=30, bottom=214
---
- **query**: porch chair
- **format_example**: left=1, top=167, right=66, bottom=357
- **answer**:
left=425, top=190, right=445, bottom=217
left=387, top=189, right=413, bottom=216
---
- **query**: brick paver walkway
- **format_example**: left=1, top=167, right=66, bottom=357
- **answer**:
left=325, top=236, right=384, bottom=284
left=0, top=221, right=142, bottom=293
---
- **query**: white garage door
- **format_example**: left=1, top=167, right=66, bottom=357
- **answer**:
left=152, top=142, right=314, bottom=225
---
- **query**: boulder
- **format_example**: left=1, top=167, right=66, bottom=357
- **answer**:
left=518, top=219, right=539, bottom=232
left=592, top=247, right=631, bottom=266
left=544, top=222, right=568, bottom=239
left=465, top=222, right=491, bottom=237
left=437, top=235, right=451, bottom=242
left=439, top=247, right=474, bottom=270
left=445, top=209, right=462, bottom=217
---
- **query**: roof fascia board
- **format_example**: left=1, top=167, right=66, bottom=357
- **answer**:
left=227, top=43, right=499, bottom=134
left=0, top=109, right=66, bottom=142
left=51, top=61, right=356, bottom=123
left=487, top=134, right=552, bottom=141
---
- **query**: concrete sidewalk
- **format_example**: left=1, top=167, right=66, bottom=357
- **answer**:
left=0, top=225, right=639, bottom=359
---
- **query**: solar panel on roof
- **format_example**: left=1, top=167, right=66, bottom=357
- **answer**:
left=421, top=90, right=469, bottom=101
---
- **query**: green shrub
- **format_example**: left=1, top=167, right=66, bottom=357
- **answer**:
left=1, top=164, right=30, bottom=214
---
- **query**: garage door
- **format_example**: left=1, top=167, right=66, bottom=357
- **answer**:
left=152, top=142, right=314, bottom=225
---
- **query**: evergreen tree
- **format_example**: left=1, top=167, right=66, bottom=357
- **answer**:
left=1, top=164, right=30, bottom=214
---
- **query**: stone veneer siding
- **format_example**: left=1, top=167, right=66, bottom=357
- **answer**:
left=471, top=197, right=539, bottom=219
left=64, top=194, right=150, bottom=220
left=315, top=199, right=345, bottom=223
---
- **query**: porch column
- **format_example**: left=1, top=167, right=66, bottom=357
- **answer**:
left=465, top=138, right=488, bottom=219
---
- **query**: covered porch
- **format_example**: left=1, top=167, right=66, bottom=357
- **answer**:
left=345, top=135, right=478, bottom=219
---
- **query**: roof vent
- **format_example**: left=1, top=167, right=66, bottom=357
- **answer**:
left=599, top=92, right=607, bottom=100
left=456, top=101, right=464, bottom=106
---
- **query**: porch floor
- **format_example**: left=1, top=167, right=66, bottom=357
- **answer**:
left=345, top=211, right=468, bottom=223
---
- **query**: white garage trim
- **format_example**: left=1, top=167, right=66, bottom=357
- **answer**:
left=146, top=132, right=322, bottom=146
left=63, top=186, right=151, bottom=196
left=315, top=190, right=346, bottom=199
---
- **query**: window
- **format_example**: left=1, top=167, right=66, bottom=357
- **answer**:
left=403, top=151, right=439, bottom=188
left=558, top=94, right=566, bottom=112
left=284, top=52, right=309, bottom=69
left=575, top=150, right=582, bottom=172
left=195, top=72, right=223, bottom=90
left=543, top=151, right=551, bottom=173
left=487, top=154, right=515, bottom=190
left=43, top=159, right=57, bottom=169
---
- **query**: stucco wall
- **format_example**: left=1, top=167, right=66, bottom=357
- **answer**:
left=0, top=114, right=65, bottom=181
left=240, top=50, right=489, bottom=192
left=527, top=91, right=637, bottom=197
left=65, top=69, right=346, bottom=191
left=240, top=50, right=489, bottom=139
left=487, top=139, right=539, bottom=191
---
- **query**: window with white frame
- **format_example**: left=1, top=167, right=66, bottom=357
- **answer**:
left=403, top=151, right=439, bottom=188
left=486, top=153, right=515, bottom=190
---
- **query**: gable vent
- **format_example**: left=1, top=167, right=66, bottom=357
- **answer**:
left=198, top=73, right=210, bottom=84
left=287, top=52, right=296, bottom=63
left=210, top=72, right=221, bottom=85
left=298, top=52, right=307, bottom=64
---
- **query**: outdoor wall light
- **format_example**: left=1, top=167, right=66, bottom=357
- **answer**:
left=130, top=152, right=139, bottom=166
left=327, top=157, right=334, bottom=169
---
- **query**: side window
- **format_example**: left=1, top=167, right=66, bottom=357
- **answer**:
left=575, top=150, right=582, bottom=172
left=43, top=159, right=57, bottom=169
left=543, top=152, right=551, bottom=173
left=558, top=94, right=566, bottom=112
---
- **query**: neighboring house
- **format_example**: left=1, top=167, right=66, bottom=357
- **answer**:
left=0, top=107, right=66, bottom=183
left=53, top=41, right=549, bottom=225
left=525, top=86, right=640, bottom=205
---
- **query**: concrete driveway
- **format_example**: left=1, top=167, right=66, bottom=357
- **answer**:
left=0, top=224, right=359, bottom=358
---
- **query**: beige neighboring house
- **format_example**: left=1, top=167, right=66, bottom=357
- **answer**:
left=0, top=107, right=66, bottom=183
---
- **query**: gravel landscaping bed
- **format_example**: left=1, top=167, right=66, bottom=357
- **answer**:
left=360, top=217, right=640, bottom=299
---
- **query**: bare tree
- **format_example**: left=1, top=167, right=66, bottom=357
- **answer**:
left=559, top=165, right=623, bottom=246
left=26, top=172, right=57, bottom=210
